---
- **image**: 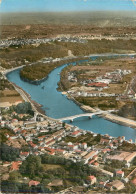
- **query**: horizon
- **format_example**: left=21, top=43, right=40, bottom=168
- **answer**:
left=0, top=0, right=136, bottom=13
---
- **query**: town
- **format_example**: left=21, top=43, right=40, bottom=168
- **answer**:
left=0, top=36, right=87, bottom=49
left=0, top=101, right=136, bottom=193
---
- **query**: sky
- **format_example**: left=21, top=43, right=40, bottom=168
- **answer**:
left=0, top=0, right=136, bottom=12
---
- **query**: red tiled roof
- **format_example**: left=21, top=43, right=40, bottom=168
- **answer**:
left=71, top=131, right=80, bottom=135
left=55, top=149, right=65, bottom=153
left=46, top=139, right=55, bottom=145
left=38, top=135, right=46, bottom=139
left=10, top=161, right=22, bottom=171
left=94, top=162, right=99, bottom=166
left=82, top=142, right=87, bottom=145
left=116, top=170, right=124, bottom=175
left=20, top=152, right=29, bottom=156
left=89, top=160, right=95, bottom=164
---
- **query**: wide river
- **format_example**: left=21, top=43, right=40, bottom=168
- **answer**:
left=7, top=54, right=136, bottom=141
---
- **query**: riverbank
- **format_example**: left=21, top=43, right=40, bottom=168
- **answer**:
left=65, top=93, right=136, bottom=129
left=104, top=113, right=136, bottom=129
left=19, top=56, right=86, bottom=84
left=12, top=83, right=46, bottom=115
left=19, top=53, right=136, bottom=85
left=77, top=98, right=136, bottom=129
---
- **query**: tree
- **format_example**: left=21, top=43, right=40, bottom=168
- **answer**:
left=9, top=171, right=22, bottom=181
left=19, top=155, right=43, bottom=178
left=0, top=144, right=20, bottom=162
left=15, top=102, right=34, bottom=115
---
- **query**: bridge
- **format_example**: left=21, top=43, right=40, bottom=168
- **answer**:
left=58, top=110, right=114, bottom=122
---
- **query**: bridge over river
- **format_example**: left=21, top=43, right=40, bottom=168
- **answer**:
left=58, top=110, right=114, bottom=122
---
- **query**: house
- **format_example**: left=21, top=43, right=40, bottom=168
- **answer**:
left=24, top=121, right=37, bottom=129
left=3, top=162, right=11, bottom=167
left=46, top=139, right=56, bottom=147
left=68, top=144, right=78, bottom=151
left=20, top=152, right=29, bottom=160
left=100, top=138, right=111, bottom=144
left=83, top=150, right=98, bottom=164
left=116, top=170, right=124, bottom=178
left=94, top=162, right=99, bottom=167
left=111, top=180, right=125, bottom=191
left=105, top=183, right=113, bottom=190
left=129, top=139, right=133, bottom=143
left=81, top=143, right=87, bottom=150
left=106, top=152, right=136, bottom=163
left=109, top=143, right=113, bottom=148
left=38, top=136, right=46, bottom=141
left=99, top=181, right=106, bottom=188
left=118, top=137, right=124, bottom=143
left=55, top=149, right=66, bottom=155
left=88, top=159, right=95, bottom=166
left=70, top=130, right=81, bottom=137
left=87, top=175, right=97, bottom=185
left=124, top=152, right=136, bottom=163
left=55, top=135, right=62, bottom=141
left=29, top=180, right=40, bottom=187
left=93, top=155, right=98, bottom=160
left=29, top=141, right=38, bottom=149
left=102, top=148, right=111, bottom=153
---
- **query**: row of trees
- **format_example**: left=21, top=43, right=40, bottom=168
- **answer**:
left=1, top=181, right=52, bottom=193
left=19, top=154, right=102, bottom=186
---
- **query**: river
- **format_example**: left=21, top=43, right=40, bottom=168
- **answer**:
left=6, top=54, right=136, bottom=141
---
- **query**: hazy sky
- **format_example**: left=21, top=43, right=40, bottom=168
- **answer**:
left=0, top=0, right=136, bottom=12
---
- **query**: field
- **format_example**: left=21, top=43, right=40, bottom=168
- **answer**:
left=0, top=90, right=23, bottom=104
left=59, top=57, right=136, bottom=93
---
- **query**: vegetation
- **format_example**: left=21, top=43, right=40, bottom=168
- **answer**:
left=57, top=39, right=136, bottom=56
left=0, top=43, right=68, bottom=67
left=0, top=144, right=20, bottom=161
left=104, top=160, right=126, bottom=173
left=58, top=64, right=75, bottom=91
left=0, top=78, right=14, bottom=91
left=20, top=58, right=85, bottom=82
left=118, top=102, right=136, bottom=121
left=117, top=141, right=136, bottom=151
left=0, top=128, right=15, bottom=143
left=14, top=102, right=34, bottom=115
left=63, top=133, right=101, bottom=146
left=75, top=96, right=118, bottom=110
left=1, top=181, right=51, bottom=193
left=18, top=154, right=102, bottom=192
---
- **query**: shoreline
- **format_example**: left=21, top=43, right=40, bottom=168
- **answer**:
left=66, top=94, right=136, bottom=129
left=12, top=83, right=46, bottom=115
left=17, top=53, right=136, bottom=85
left=4, top=52, right=136, bottom=131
